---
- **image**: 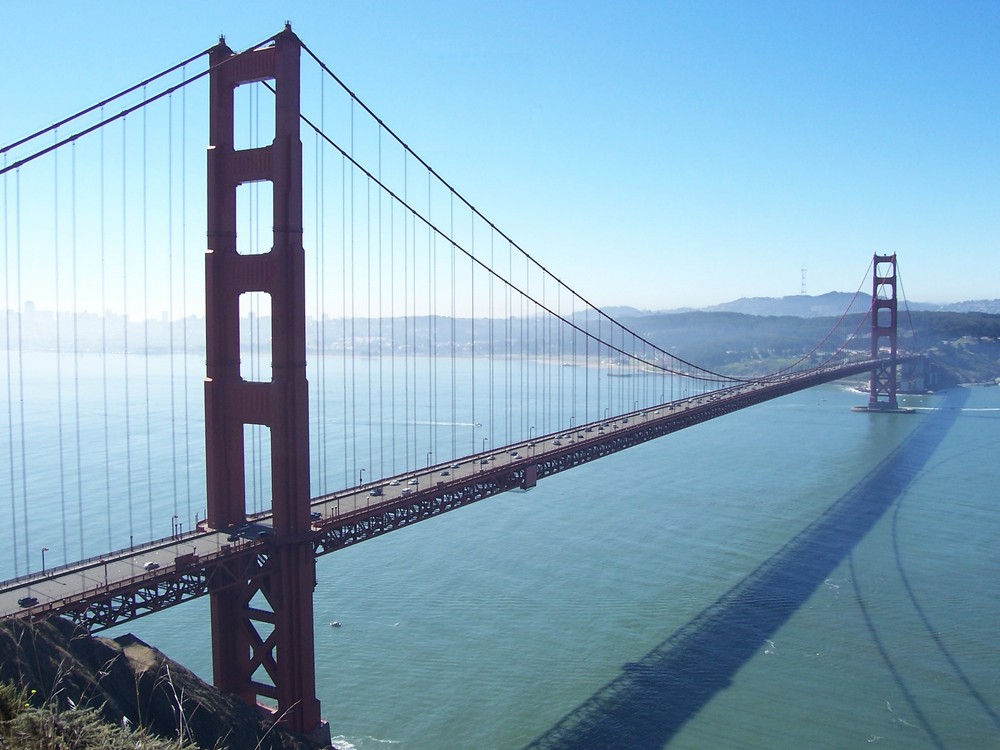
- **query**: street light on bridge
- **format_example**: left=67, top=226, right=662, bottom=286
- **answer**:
left=426, top=451, right=433, bottom=468
left=359, top=468, right=366, bottom=486
left=41, top=547, right=49, bottom=573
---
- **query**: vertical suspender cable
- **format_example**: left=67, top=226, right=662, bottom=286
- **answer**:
left=470, top=214, right=476, bottom=456
left=15, top=170, right=28, bottom=571
left=378, top=129, right=384, bottom=479
left=122, top=118, right=135, bottom=548
left=449, top=194, right=456, bottom=460
left=350, top=100, right=357, bottom=485
left=571, top=288, right=577, bottom=427
left=390, top=198, right=396, bottom=474
left=55, top=132, right=68, bottom=562
left=100, top=111, right=112, bottom=553
left=142, top=89, right=153, bottom=539
left=3, top=156, right=20, bottom=576
left=341, top=152, right=348, bottom=485
left=181, top=69, right=192, bottom=525
left=410, top=184, right=417, bottom=470
left=168, top=92, right=179, bottom=531
left=503, top=241, right=509, bottom=443
left=71, top=143, right=84, bottom=557
left=314, top=106, right=323, bottom=492
left=403, top=158, right=410, bottom=471
left=584, top=304, right=589, bottom=425
left=367, top=176, right=373, bottom=480
left=316, top=73, right=326, bottom=491
left=427, top=172, right=434, bottom=463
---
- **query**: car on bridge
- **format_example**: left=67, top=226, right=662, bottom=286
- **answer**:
left=17, top=596, right=38, bottom=608
left=143, top=561, right=160, bottom=571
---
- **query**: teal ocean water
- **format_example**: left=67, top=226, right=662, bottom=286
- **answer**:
left=4, top=351, right=998, bottom=748
left=111, top=381, right=999, bottom=749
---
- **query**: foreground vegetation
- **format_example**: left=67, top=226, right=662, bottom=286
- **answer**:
left=0, top=618, right=325, bottom=750
left=1, top=680, right=197, bottom=749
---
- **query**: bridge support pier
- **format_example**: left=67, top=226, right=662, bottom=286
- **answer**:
left=205, top=26, right=325, bottom=738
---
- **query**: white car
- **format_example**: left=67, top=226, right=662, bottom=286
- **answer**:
left=143, top=561, right=160, bottom=571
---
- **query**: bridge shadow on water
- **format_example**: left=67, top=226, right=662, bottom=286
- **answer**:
left=524, top=388, right=970, bottom=750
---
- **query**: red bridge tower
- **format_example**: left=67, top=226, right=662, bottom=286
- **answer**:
left=868, top=253, right=900, bottom=410
left=204, top=26, right=325, bottom=739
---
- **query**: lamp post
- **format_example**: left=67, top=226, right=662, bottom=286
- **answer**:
left=426, top=451, right=433, bottom=469
left=41, top=547, right=49, bottom=573
left=171, top=514, right=178, bottom=538
left=359, top=468, right=366, bottom=486
left=481, top=438, right=488, bottom=471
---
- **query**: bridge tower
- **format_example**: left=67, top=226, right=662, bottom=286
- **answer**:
left=205, top=26, right=324, bottom=738
left=868, top=253, right=899, bottom=410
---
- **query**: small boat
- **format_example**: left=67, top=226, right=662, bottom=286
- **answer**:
left=330, top=621, right=341, bottom=628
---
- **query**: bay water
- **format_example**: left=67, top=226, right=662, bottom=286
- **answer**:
left=4, top=350, right=998, bottom=748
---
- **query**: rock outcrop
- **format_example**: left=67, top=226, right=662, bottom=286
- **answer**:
left=0, top=617, right=328, bottom=750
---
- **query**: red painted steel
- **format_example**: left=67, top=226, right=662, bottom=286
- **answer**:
left=204, top=26, right=322, bottom=735
left=868, top=254, right=899, bottom=409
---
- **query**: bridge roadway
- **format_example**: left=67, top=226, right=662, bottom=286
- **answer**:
left=0, top=357, right=909, bottom=631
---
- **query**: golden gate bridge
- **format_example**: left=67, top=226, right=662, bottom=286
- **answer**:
left=1, top=25, right=920, bottom=739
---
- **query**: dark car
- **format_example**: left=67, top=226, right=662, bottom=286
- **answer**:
left=17, top=596, right=38, bottom=608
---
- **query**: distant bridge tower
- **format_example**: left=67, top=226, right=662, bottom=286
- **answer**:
left=205, top=26, right=324, bottom=738
left=868, top=253, right=899, bottom=410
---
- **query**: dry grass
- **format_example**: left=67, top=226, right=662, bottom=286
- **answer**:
left=0, top=678, right=201, bottom=749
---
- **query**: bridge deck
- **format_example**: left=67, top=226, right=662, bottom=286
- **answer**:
left=0, top=358, right=911, bottom=630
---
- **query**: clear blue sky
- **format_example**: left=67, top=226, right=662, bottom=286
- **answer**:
left=3, top=1, right=997, bottom=309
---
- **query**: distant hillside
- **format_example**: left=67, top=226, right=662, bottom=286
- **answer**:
left=611, top=308, right=1000, bottom=386
left=698, top=292, right=870, bottom=318
left=656, top=293, right=1000, bottom=318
